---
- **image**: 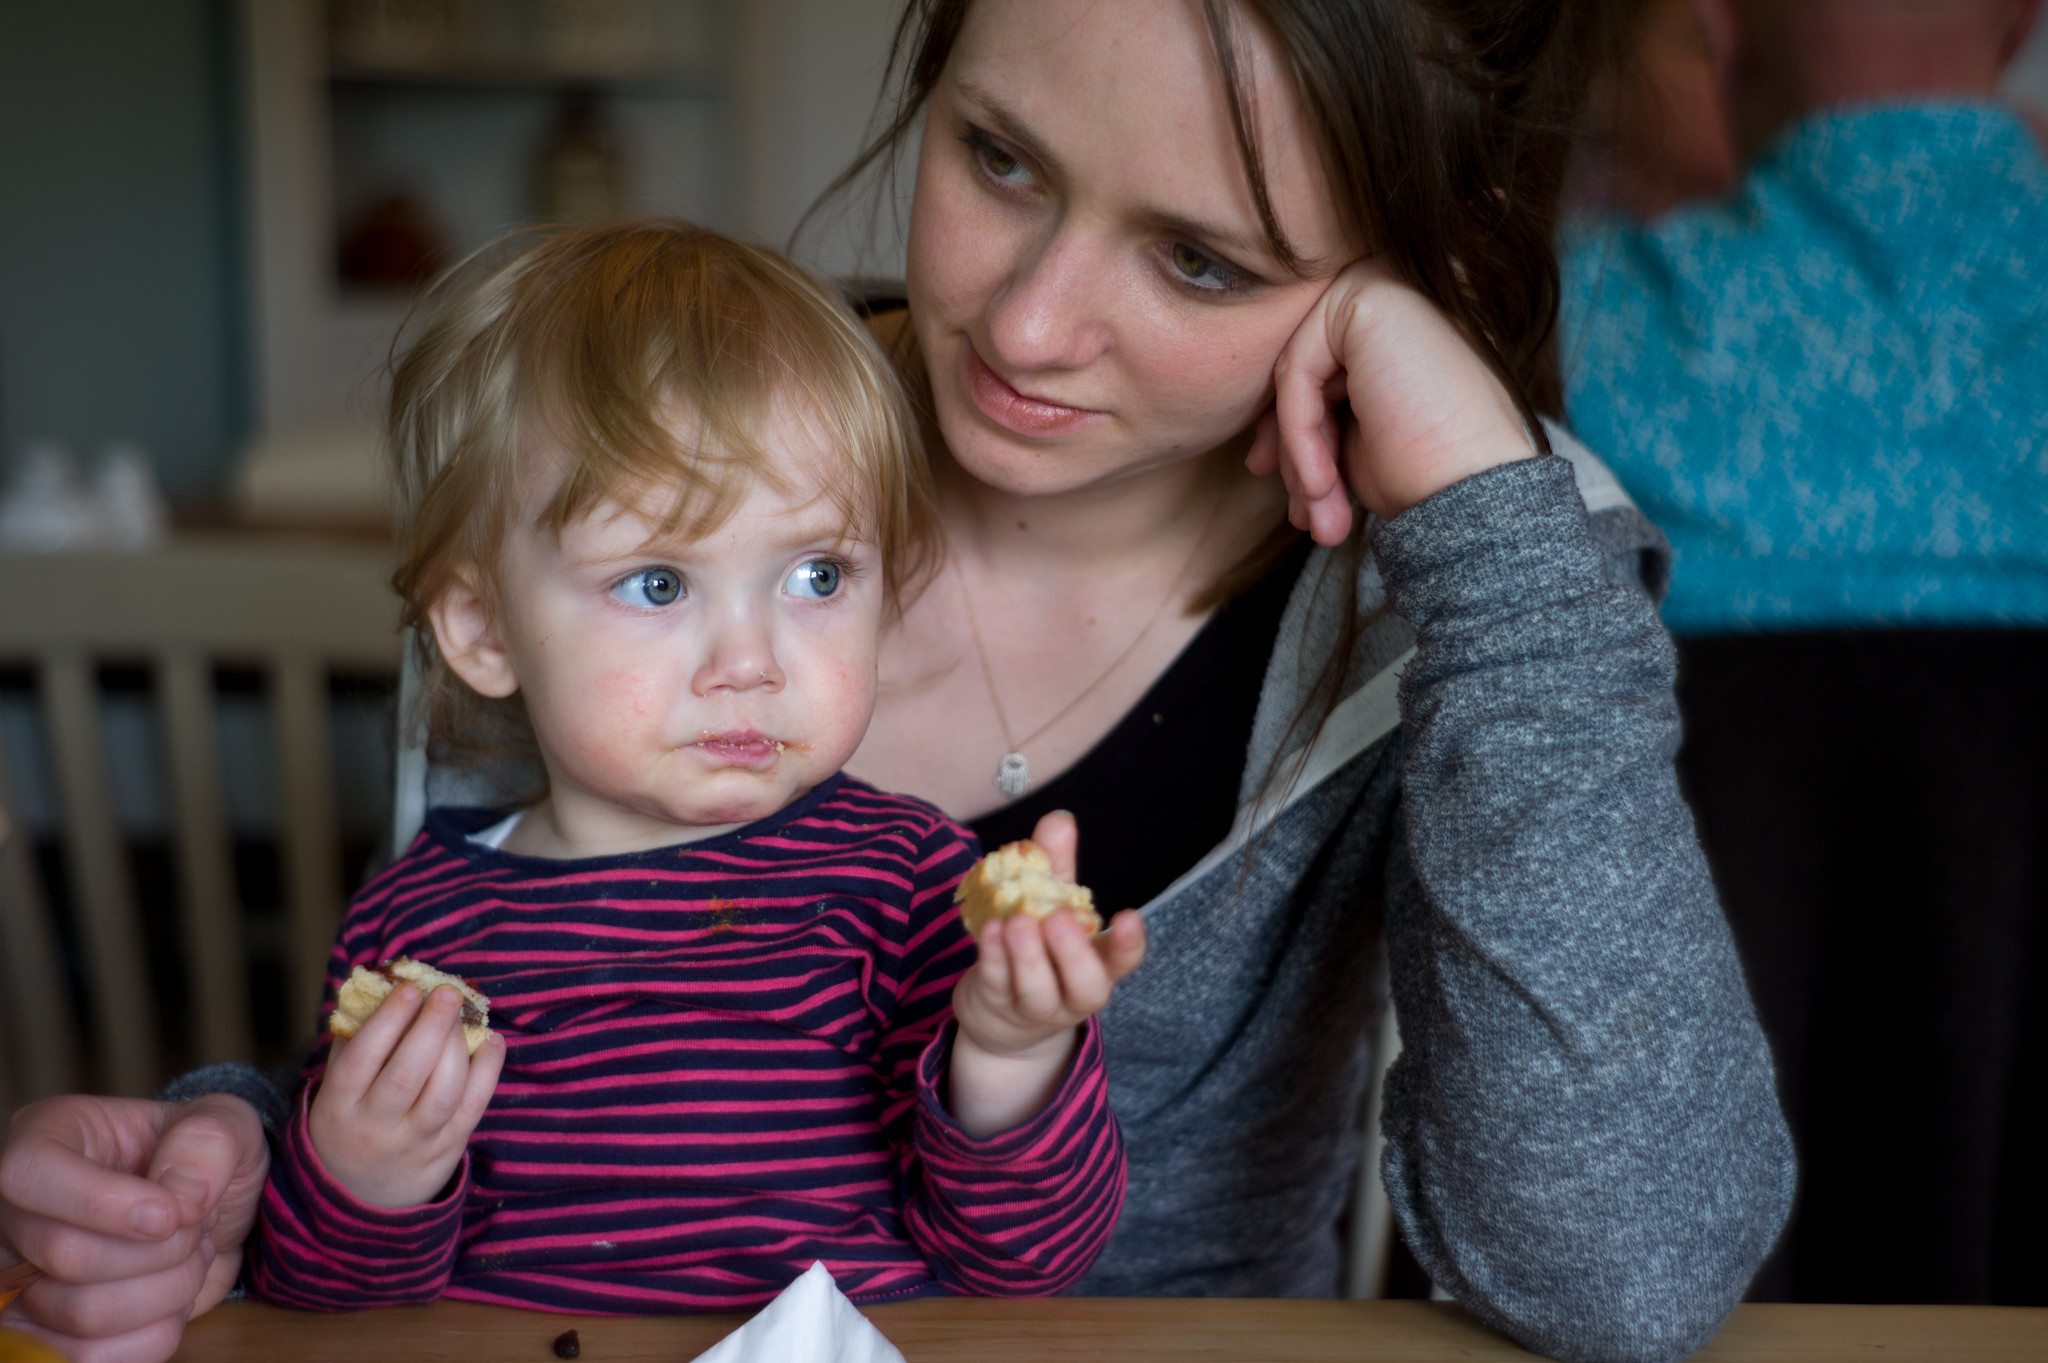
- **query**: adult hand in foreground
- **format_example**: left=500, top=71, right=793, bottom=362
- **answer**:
left=0, top=1093, right=268, bottom=1363
left=1246, top=259, right=1537, bottom=544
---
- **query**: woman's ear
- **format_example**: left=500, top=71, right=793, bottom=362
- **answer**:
left=429, top=570, right=520, bottom=699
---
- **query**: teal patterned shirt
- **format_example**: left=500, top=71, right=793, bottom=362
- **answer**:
left=1561, top=103, right=2048, bottom=635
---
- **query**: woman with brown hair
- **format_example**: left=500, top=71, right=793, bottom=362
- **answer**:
left=0, top=3, right=1792, bottom=1360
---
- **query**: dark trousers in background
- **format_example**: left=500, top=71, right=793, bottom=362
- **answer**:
left=1674, top=630, right=2048, bottom=1305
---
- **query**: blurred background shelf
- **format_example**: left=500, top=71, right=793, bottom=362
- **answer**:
left=250, top=0, right=741, bottom=461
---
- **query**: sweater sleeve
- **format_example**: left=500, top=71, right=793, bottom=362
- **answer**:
left=1372, top=456, right=1795, bottom=1363
left=880, top=821, right=1128, bottom=1296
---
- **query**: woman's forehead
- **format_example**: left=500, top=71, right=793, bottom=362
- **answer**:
left=947, top=0, right=1350, bottom=270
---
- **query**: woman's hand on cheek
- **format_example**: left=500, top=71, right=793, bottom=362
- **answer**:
left=1246, top=259, right=1536, bottom=542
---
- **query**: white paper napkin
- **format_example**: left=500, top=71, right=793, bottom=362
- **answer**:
left=687, top=1261, right=907, bottom=1363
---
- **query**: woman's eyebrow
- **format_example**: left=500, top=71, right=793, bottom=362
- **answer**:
left=953, top=78, right=1277, bottom=270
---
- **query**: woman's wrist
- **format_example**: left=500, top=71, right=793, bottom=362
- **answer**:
left=946, top=1024, right=1081, bottom=1138
left=1365, top=428, right=1536, bottom=521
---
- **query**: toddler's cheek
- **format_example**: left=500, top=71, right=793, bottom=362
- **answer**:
left=806, top=658, right=879, bottom=764
left=543, top=675, right=668, bottom=780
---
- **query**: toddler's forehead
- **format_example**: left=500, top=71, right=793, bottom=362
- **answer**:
left=559, top=458, right=874, bottom=555
left=523, top=392, right=880, bottom=536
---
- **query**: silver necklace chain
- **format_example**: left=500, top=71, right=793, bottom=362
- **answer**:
left=952, top=495, right=1223, bottom=799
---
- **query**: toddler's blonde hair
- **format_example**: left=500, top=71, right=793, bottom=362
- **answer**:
left=388, top=219, right=935, bottom=766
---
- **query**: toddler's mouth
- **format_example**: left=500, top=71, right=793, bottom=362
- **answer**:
left=692, top=729, right=787, bottom=770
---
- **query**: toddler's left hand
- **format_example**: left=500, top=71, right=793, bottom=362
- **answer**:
left=947, top=813, right=1145, bottom=1136
left=952, top=906, right=1146, bottom=1058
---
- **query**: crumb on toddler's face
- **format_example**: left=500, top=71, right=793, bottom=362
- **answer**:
left=450, top=405, right=886, bottom=850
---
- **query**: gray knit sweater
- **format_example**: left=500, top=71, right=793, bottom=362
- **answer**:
left=1074, top=437, right=1794, bottom=1361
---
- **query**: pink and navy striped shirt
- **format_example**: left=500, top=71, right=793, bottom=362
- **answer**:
left=251, top=774, right=1126, bottom=1313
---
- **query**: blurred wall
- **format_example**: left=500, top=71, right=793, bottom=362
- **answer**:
left=740, top=0, right=911, bottom=281
left=0, top=0, right=245, bottom=500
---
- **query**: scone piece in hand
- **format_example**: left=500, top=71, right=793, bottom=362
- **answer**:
left=954, top=840, right=1102, bottom=937
left=329, top=957, right=494, bottom=1054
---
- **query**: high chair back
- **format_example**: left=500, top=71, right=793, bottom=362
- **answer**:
left=0, top=538, right=400, bottom=1106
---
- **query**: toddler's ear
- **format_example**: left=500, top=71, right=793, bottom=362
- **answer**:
left=429, top=570, right=519, bottom=698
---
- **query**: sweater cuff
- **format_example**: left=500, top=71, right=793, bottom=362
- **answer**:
left=915, top=1018, right=1108, bottom=1164
left=279, top=1088, right=470, bottom=1243
left=1374, top=456, right=1608, bottom=629
left=158, top=1062, right=291, bottom=1134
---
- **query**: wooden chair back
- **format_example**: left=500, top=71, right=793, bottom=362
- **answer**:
left=0, top=537, right=399, bottom=1105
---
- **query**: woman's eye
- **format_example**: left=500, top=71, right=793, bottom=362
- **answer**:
left=785, top=559, right=843, bottom=600
left=962, top=128, right=1032, bottom=187
left=611, top=567, right=684, bottom=608
left=1168, top=242, right=1244, bottom=293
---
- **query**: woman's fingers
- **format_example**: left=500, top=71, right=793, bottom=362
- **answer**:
left=193, top=1241, right=244, bottom=1319
left=142, top=1097, right=264, bottom=1236
left=0, top=1311, right=192, bottom=1363
left=0, top=1098, right=186, bottom=1243
left=1028, top=810, right=1079, bottom=881
left=4, top=1209, right=202, bottom=1288
left=13, top=1235, right=212, bottom=1340
left=1269, top=294, right=1356, bottom=546
left=0, top=1144, right=205, bottom=1286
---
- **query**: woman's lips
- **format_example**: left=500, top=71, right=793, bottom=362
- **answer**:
left=692, top=730, right=786, bottom=770
left=964, top=341, right=1105, bottom=438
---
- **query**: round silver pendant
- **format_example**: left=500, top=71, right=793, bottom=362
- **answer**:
left=995, top=751, right=1032, bottom=798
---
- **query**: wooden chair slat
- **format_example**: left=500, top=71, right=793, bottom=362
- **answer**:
left=39, top=649, right=158, bottom=1095
left=158, top=647, right=255, bottom=1065
left=273, top=652, right=342, bottom=1045
left=0, top=721, right=81, bottom=1107
left=0, top=542, right=398, bottom=1094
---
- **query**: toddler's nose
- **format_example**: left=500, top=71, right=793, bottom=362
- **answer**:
left=693, top=615, right=784, bottom=696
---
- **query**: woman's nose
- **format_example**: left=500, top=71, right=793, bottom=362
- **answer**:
left=983, top=226, right=1113, bottom=373
left=692, top=611, right=784, bottom=697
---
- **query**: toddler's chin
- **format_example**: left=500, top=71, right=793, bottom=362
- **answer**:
left=673, top=770, right=817, bottom=829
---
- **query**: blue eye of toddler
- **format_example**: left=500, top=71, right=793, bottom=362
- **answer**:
left=786, top=560, right=842, bottom=599
left=612, top=567, right=683, bottom=607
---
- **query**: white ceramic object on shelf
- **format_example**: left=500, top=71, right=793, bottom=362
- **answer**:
left=0, top=443, right=169, bottom=553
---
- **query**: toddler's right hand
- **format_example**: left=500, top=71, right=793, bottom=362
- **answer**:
left=307, top=983, right=503, bottom=1209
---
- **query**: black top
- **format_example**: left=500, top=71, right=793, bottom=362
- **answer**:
left=967, top=539, right=1311, bottom=913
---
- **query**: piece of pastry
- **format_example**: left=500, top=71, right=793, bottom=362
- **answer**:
left=954, top=840, right=1101, bottom=936
left=328, top=957, right=494, bottom=1054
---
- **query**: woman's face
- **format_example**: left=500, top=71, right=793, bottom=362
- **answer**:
left=906, top=0, right=1354, bottom=497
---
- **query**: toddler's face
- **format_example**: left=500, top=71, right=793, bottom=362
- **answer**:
left=456, top=409, right=885, bottom=849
